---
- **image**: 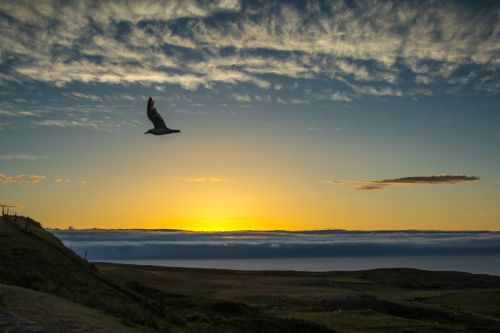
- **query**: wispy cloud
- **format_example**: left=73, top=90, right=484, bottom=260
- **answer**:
left=329, top=92, right=352, bottom=102
left=65, top=92, right=103, bottom=102
left=230, top=93, right=252, bottom=102
left=327, top=174, right=480, bottom=191
left=52, top=178, right=69, bottom=184
left=183, top=177, right=235, bottom=184
left=0, top=154, right=49, bottom=160
left=0, top=171, right=47, bottom=184
left=349, top=84, right=403, bottom=97
left=0, top=0, right=497, bottom=96
left=353, top=185, right=386, bottom=191
left=0, top=110, right=37, bottom=117
left=32, top=118, right=118, bottom=132
left=290, top=98, right=309, bottom=105
left=0, top=170, right=80, bottom=185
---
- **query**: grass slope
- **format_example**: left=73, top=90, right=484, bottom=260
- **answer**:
left=0, top=283, right=149, bottom=333
left=97, top=263, right=500, bottom=333
left=0, top=216, right=335, bottom=332
left=0, top=216, right=159, bottom=329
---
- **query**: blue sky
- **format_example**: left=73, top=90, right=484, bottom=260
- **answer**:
left=0, top=0, right=499, bottom=230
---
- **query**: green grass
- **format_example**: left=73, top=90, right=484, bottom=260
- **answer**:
left=425, top=289, right=500, bottom=316
left=328, top=277, right=374, bottom=284
left=97, top=263, right=500, bottom=333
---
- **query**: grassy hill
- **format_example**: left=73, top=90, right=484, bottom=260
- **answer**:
left=0, top=283, right=148, bottom=333
left=97, top=262, right=500, bottom=332
left=0, top=215, right=334, bottom=332
left=0, top=215, right=160, bottom=330
left=2, top=214, right=500, bottom=332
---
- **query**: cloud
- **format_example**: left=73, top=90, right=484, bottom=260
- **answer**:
left=50, top=229, right=500, bottom=261
left=0, top=0, right=498, bottom=97
left=329, top=92, right=352, bottom=102
left=0, top=110, right=38, bottom=117
left=349, top=85, right=403, bottom=97
left=327, top=174, right=480, bottom=191
left=0, top=171, right=77, bottom=185
left=377, top=175, right=480, bottom=185
left=306, top=127, right=323, bottom=132
left=290, top=98, right=309, bottom=104
left=353, top=185, right=385, bottom=191
left=15, top=61, right=206, bottom=90
left=231, top=93, right=252, bottom=102
left=66, top=92, right=102, bottom=102
left=0, top=154, right=49, bottom=160
left=187, top=1, right=499, bottom=91
left=0, top=0, right=247, bottom=90
left=183, top=177, right=235, bottom=184
left=0, top=171, right=47, bottom=184
left=52, top=178, right=69, bottom=184
left=32, top=117, right=118, bottom=132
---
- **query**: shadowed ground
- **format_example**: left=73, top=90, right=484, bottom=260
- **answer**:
left=0, top=283, right=148, bottom=333
left=0, top=216, right=335, bottom=332
left=96, top=263, right=500, bottom=333
left=1, top=215, right=500, bottom=332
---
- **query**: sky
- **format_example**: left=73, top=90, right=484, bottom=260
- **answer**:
left=1, top=0, right=499, bottom=231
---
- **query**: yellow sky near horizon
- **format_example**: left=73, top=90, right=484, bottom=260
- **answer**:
left=10, top=169, right=497, bottom=231
left=2, top=126, right=498, bottom=232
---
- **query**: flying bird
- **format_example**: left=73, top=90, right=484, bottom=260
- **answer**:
left=145, top=96, right=181, bottom=135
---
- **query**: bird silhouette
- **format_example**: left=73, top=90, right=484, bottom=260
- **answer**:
left=145, top=96, right=181, bottom=135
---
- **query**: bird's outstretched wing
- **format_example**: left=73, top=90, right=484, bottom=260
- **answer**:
left=147, top=97, right=168, bottom=129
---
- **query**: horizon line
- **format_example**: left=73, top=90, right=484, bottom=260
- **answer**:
left=4, top=215, right=497, bottom=233
left=49, top=227, right=500, bottom=233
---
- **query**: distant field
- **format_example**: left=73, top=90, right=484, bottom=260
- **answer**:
left=97, top=263, right=500, bottom=333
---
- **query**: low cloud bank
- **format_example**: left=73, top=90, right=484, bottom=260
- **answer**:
left=51, top=229, right=500, bottom=261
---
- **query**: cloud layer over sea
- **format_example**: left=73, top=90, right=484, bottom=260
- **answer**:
left=51, top=229, right=500, bottom=261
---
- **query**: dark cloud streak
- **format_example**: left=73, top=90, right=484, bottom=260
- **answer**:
left=353, top=185, right=385, bottom=191
left=328, top=174, right=480, bottom=191
left=379, top=175, right=479, bottom=185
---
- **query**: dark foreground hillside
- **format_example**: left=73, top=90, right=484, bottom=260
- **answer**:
left=98, top=262, right=500, bottom=332
left=0, top=216, right=333, bottom=332
left=2, top=215, right=500, bottom=332
left=0, top=215, right=159, bottom=330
